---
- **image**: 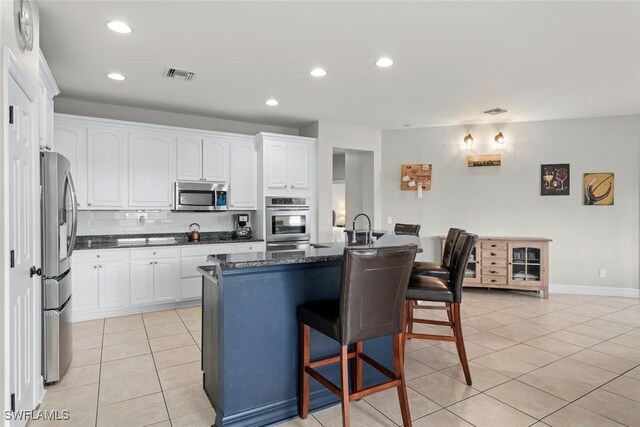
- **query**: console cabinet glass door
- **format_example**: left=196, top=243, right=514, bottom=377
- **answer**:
left=463, top=244, right=480, bottom=284
left=508, top=242, right=542, bottom=285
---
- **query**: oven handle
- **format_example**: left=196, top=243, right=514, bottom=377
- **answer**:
left=266, top=208, right=310, bottom=211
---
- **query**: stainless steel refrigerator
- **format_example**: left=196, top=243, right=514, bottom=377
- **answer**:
left=41, top=152, right=78, bottom=383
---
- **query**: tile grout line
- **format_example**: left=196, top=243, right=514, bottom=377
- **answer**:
left=142, top=312, right=174, bottom=426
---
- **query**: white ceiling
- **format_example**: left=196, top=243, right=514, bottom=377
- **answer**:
left=39, top=1, right=640, bottom=130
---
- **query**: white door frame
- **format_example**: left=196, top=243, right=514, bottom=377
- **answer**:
left=2, top=47, right=42, bottom=424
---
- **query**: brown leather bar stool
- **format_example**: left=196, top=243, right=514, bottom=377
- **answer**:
left=404, top=233, right=477, bottom=385
left=394, top=223, right=421, bottom=236
left=407, top=228, right=464, bottom=334
left=413, top=227, right=464, bottom=279
left=298, top=244, right=418, bottom=427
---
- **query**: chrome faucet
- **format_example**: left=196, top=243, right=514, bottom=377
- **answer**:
left=352, top=213, right=372, bottom=245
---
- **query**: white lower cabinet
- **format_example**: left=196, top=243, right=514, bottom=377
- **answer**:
left=71, top=242, right=265, bottom=318
left=72, top=250, right=127, bottom=314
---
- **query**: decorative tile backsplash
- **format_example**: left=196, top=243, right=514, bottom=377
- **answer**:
left=77, top=210, right=249, bottom=236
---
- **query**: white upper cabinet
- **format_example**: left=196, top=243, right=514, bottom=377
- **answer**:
left=176, top=136, right=229, bottom=182
left=229, top=137, right=257, bottom=209
left=39, top=51, right=59, bottom=152
left=203, top=138, right=229, bottom=182
left=129, top=132, right=176, bottom=209
left=54, top=121, right=88, bottom=208
left=176, top=137, right=202, bottom=181
left=259, top=133, right=315, bottom=195
left=266, top=140, right=287, bottom=189
left=287, top=142, right=310, bottom=190
left=87, top=128, right=126, bottom=208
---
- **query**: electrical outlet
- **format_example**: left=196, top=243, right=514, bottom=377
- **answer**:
left=387, top=216, right=393, bottom=225
left=599, top=269, right=607, bottom=278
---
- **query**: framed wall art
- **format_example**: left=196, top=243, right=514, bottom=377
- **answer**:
left=467, top=154, right=501, bottom=167
left=584, top=173, right=614, bottom=205
left=541, top=164, right=570, bottom=196
left=401, top=164, right=432, bottom=191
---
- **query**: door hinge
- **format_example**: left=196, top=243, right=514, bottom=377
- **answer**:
left=9, top=105, right=14, bottom=124
left=10, top=392, right=15, bottom=412
left=10, top=250, right=15, bottom=268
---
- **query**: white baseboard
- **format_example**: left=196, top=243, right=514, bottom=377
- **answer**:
left=70, top=299, right=201, bottom=322
left=550, top=284, right=640, bottom=299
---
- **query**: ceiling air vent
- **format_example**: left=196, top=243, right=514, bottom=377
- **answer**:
left=164, top=68, right=195, bottom=81
left=483, top=107, right=509, bottom=115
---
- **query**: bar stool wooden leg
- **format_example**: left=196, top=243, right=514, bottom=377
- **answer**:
left=446, top=302, right=453, bottom=324
left=393, top=333, right=412, bottom=427
left=340, top=345, right=351, bottom=427
left=407, top=301, right=416, bottom=335
left=299, top=322, right=310, bottom=418
left=353, top=341, right=363, bottom=400
left=451, top=303, right=472, bottom=385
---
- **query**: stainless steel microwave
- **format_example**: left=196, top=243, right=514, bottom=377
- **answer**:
left=173, top=181, right=228, bottom=211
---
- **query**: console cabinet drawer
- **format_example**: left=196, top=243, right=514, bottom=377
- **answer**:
left=481, top=249, right=507, bottom=259
left=481, top=276, right=507, bottom=285
left=481, top=241, right=507, bottom=250
left=481, top=267, right=507, bottom=276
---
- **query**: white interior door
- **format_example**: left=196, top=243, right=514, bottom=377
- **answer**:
left=7, top=72, right=39, bottom=422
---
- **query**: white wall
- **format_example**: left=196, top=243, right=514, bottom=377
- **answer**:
left=1, top=0, right=43, bottom=415
left=345, top=150, right=375, bottom=229
left=55, top=97, right=299, bottom=136
left=301, top=120, right=381, bottom=242
left=381, top=115, right=640, bottom=292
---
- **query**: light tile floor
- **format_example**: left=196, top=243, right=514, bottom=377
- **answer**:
left=31, top=290, right=640, bottom=426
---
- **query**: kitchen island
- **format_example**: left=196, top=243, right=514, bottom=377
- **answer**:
left=200, top=234, right=420, bottom=427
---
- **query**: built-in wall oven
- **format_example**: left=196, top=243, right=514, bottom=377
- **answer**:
left=173, top=181, right=228, bottom=211
left=265, top=197, right=310, bottom=251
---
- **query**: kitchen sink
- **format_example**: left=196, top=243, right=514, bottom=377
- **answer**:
left=116, top=237, right=177, bottom=246
left=310, top=243, right=331, bottom=249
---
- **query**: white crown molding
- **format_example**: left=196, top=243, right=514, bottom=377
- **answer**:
left=256, top=132, right=316, bottom=144
left=39, top=50, right=60, bottom=96
left=5, top=47, right=37, bottom=102
left=54, top=113, right=256, bottom=142
left=550, top=283, right=640, bottom=299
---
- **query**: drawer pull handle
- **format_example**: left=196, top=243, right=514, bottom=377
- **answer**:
left=490, top=270, right=497, bottom=274
left=491, top=244, right=497, bottom=247
left=490, top=252, right=497, bottom=256
left=491, top=262, right=497, bottom=265
left=491, top=279, right=497, bottom=283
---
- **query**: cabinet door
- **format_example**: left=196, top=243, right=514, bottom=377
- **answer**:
left=98, top=261, right=127, bottom=309
left=54, top=122, right=88, bottom=208
left=177, top=137, right=202, bottom=181
left=202, top=138, right=229, bottom=182
left=87, top=128, right=126, bottom=208
left=38, top=83, right=55, bottom=151
left=287, top=142, right=309, bottom=189
left=153, top=258, right=179, bottom=303
left=508, top=243, right=542, bottom=285
left=265, top=140, right=287, bottom=188
left=72, top=263, right=98, bottom=313
left=129, top=132, right=176, bottom=209
left=229, top=139, right=256, bottom=209
left=129, top=260, right=155, bottom=306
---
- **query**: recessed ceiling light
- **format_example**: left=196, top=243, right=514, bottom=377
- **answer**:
left=376, top=57, right=394, bottom=68
left=310, top=68, right=327, bottom=77
left=266, top=99, right=279, bottom=106
left=106, top=21, right=132, bottom=34
left=107, top=72, right=126, bottom=81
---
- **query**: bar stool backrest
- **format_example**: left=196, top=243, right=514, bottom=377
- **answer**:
left=340, top=244, right=418, bottom=345
left=394, top=223, right=421, bottom=236
left=449, top=233, right=478, bottom=303
left=442, top=228, right=465, bottom=267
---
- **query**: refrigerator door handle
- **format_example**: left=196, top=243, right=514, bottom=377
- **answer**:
left=66, top=171, right=78, bottom=258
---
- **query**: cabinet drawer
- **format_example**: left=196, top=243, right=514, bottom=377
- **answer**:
left=73, top=249, right=126, bottom=263
left=481, top=267, right=507, bottom=276
left=482, top=276, right=507, bottom=285
left=181, top=255, right=210, bottom=278
left=481, top=241, right=507, bottom=250
left=482, top=258, right=507, bottom=267
left=235, top=242, right=266, bottom=253
left=481, top=249, right=507, bottom=259
left=181, top=244, right=236, bottom=257
left=130, top=247, right=180, bottom=260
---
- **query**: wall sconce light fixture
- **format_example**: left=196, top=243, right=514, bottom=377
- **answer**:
left=463, top=133, right=474, bottom=148
left=494, top=131, right=505, bottom=144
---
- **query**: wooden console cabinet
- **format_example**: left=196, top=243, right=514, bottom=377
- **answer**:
left=441, top=236, right=551, bottom=298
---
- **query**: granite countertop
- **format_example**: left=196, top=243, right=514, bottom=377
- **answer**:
left=74, top=232, right=264, bottom=250
left=207, top=233, right=422, bottom=270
